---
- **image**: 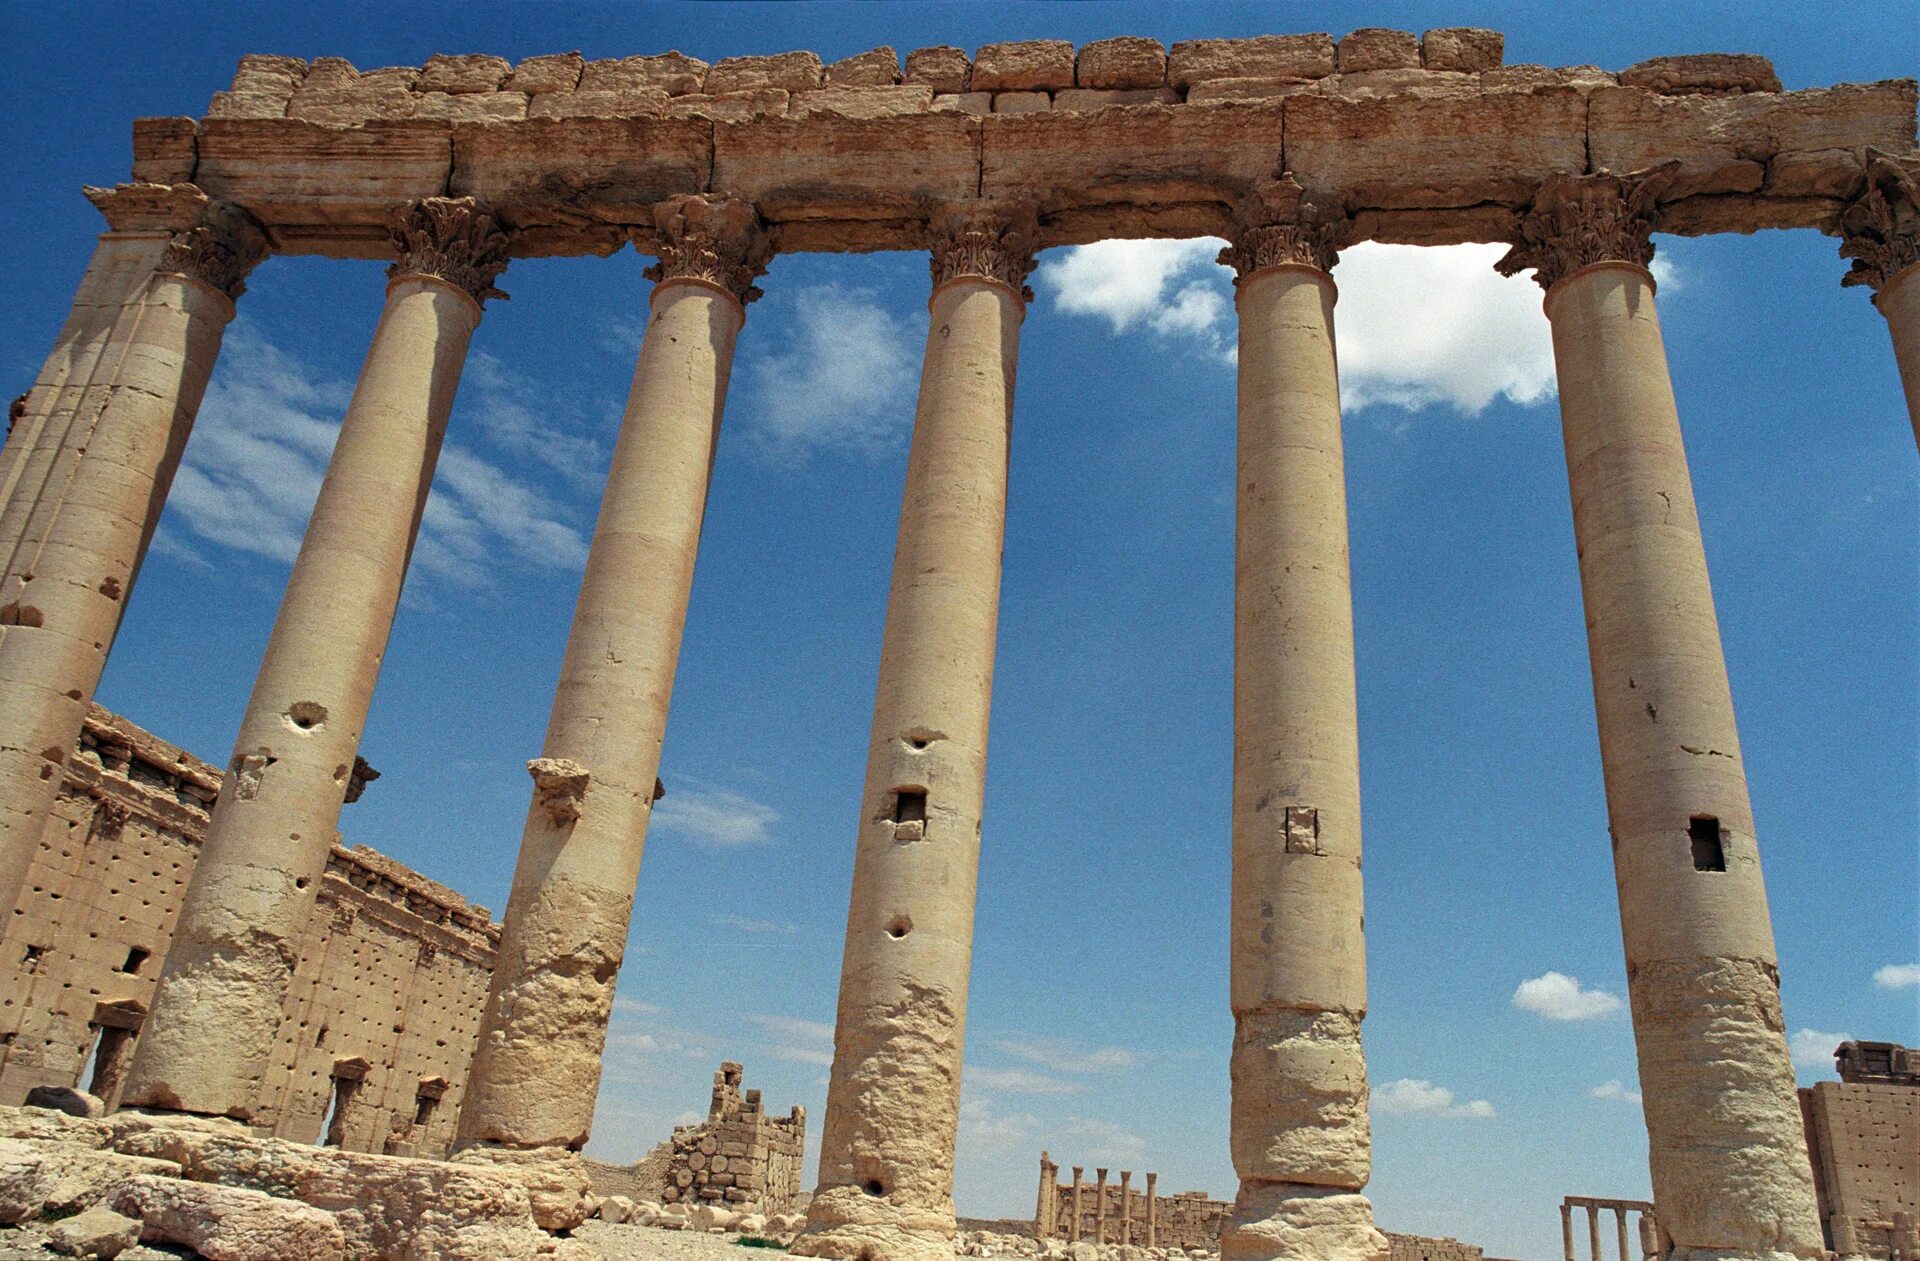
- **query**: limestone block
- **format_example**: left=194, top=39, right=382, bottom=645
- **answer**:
left=1421, top=28, right=1504, bottom=72
left=420, top=54, right=511, bottom=94
left=1319, top=69, right=1477, bottom=99
left=109, top=1175, right=345, bottom=1261
left=1337, top=29, right=1420, bottom=72
left=527, top=88, right=668, bottom=119
left=1167, top=35, right=1335, bottom=88
left=993, top=91, right=1051, bottom=114
left=303, top=56, right=359, bottom=89
left=0, top=1106, right=110, bottom=1148
left=1222, top=1185, right=1385, bottom=1261
left=1054, top=88, right=1178, bottom=111
left=45, top=1204, right=142, bottom=1258
left=598, top=1193, right=635, bottom=1223
left=735, top=1212, right=768, bottom=1235
left=932, top=92, right=991, bottom=115
left=287, top=84, right=418, bottom=125
left=790, top=86, right=933, bottom=119
left=413, top=92, right=529, bottom=122
left=1590, top=82, right=1917, bottom=201
left=208, top=91, right=290, bottom=119
left=23, top=1087, right=105, bottom=1119
left=1481, top=63, right=1616, bottom=93
left=452, top=115, right=707, bottom=226
left=714, top=111, right=979, bottom=225
left=825, top=47, right=900, bottom=86
left=581, top=53, right=708, bottom=95
left=1076, top=37, right=1166, bottom=89
left=973, top=40, right=1075, bottom=91
left=451, top=1145, right=594, bottom=1232
left=690, top=1203, right=737, bottom=1232
left=195, top=119, right=453, bottom=236
left=706, top=52, right=823, bottom=94
left=232, top=54, right=306, bottom=96
left=667, top=89, right=789, bottom=121
left=905, top=46, right=971, bottom=92
left=131, top=119, right=196, bottom=184
left=1620, top=52, right=1782, bottom=95
left=0, top=1139, right=181, bottom=1225
left=1187, top=78, right=1314, bottom=105
left=505, top=53, right=583, bottom=94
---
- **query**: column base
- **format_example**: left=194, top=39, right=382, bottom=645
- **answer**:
left=448, top=1144, right=594, bottom=1232
left=1222, top=1183, right=1387, bottom=1261
left=790, top=1184, right=956, bottom=1261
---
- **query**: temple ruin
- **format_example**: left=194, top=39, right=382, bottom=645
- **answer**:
left=0, top=22, right=1916, bottom=1261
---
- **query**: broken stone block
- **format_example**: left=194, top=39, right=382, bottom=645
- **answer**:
left=597, top=1193, right=635, bottom=1223
left=904, top=46, right=970, bottom=92
left=992, top=91, right=1051, bottom=114
left=1167, top=35, right=1336, bottom=88
left=412, top=92, right=529, bottom=123
left=24, top=1087, right=106, bottom=1119
left=931, top=92, right=991, bottom=115
left=207, top=91, right=290, bottom=120
left=45, top=1204, right=142, bottom=1258
left=790, top=86, right=933, bottom=119
left=1076, top=36, right=1167, bottom=89
left=1619, top=52, right=1783, bottom=95
left=110, top=1175, right=346, bottom=1261
left=450, top=1144, right=594, bottom=1232
left=1421, top=28, right=1504, bottom=72
left=580, top=52, right=708, bottom=95
left=505, top=53, right=583, bottom=94
left=972, top=40, right=1076, bottom=91
left=231, top=54, right=306, bottom=96
left=0, top=1139, right=181, bottom=1225
left=825, top=47, right=900, bottom=86
left=526, top=89, right=668, bottom=120
left=1337, top=28, right=1421, bottom=72
left=1186, top=77, right=1314, bottom=105
left=705, top=52, right=823, bottom=94
left=666, top=90, right=789, bottom=122
left=1482, top=63, right=1618, bottom=93
left=1053, top=88, right=1178, bottom=111
left=420, top=53, right=511, bottom=94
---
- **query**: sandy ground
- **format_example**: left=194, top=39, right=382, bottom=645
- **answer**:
left=0, top=1222, right=192, bottom=1259
left=576, top=1220, right=802, bottom=1258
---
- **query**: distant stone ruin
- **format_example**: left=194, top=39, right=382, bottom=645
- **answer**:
left=1800, top=1040, right=1920, bottom=1259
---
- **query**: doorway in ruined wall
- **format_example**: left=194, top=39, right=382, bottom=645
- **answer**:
left=319, top=1056, right=372, bottom=1147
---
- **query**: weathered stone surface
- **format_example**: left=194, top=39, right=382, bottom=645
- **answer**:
left=231, top=54, right=306, bottom=96
left=581, top=53, right=708, bottom=95
left=1187, top=77, right=1314, bottom=105
left=714, top=111, right=979, bottom=225
left=972, top=40, right=1075, bottom=92
left=130, top=118, right=195, bottom=183
left=1054, top=88, right=1179, bottom=111
left=208, top=91, right=290, bottom=120
left=451, top=115, right=707, bottom=228
left=667, top=89, right=789, bottom=121
left=705, top=52, right=823, bottom=94
left=287, top=84, right=417, bottom=125
left=1169, top=34, right=1335, bottom=88
left=527, top=88, right=668, bottom=120
left=824, top=47, right=900, bottom=87
left=1421, top=28, right=1504, bottom=72
left=597, top=1193, right=635, bottom=1223
left=1319, top=69, right=1476, bottom=99
left=505, top=53, right=583, bottom=94
left=790, top=86, right=933, bottom=119
left=1076, top=37, right=1166, bottom=89
left=23, top=1087, right=105, bottom=1119
left=419, top=53, right=511, bottom=94
left=451, top=1145, right=594, bottom=1232
left=930, top=92, right=991, bottom=116
left=1481, top=63, right=1616, bottom=93
left=1620, top=52, right=1782, bottom=95
left=904, top=46, right=970, bottom=92
left=109, top=1175, right=345, bottom=1261
left=45, top=1204, right=142, bottom=1258
left=993, top=91, right=1051, bottom=114
left=1336, top=29, right=1420, bottom=73
left=413, top=91, right=529, bottom=123
left=0, top=1138, right=180, bottom=1225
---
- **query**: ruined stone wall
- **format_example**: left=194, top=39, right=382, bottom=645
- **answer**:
left=0, top=706, right=498, bottom=1159
left=1044, top=1183, right=1228, bottom=1251
left=1799, top=1042, right=1920, bottom=1259
left=647, top=1062, right=804, bottom=1213
left=1386, top=1233, right=1485, bottom=1261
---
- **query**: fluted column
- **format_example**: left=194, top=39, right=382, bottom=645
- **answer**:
left=456, top=195, right=769, bottom=1152
left=1220, top=178, right=1386, bottom=1261
left=793, top=203, right=1034, bottom=1261
left=1834, top=152, right=1920, bottom=451
left=1499, top=167, right=1823, bottom=1261
left=0, top=185, right=264, bottom=922
left=121, top=198, right=509, bottom=1118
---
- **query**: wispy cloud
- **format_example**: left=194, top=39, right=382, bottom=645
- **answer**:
left=745, top=1013, right=835, bottom=1066
left=1790, top=1028, right=1851, bottom=1072
left=1035, top=237, right=1234, bottom=360
left=965, top=1065, right=1087, bottom=1096
left=1374, top=1078, right=1497, bottom=1119
left=1513, top=971, right=1625, bottom=1022
left=1590, top=1079, right=1642, bottom=1105
left=740, top=283, right=920, bottom=461
left=652, top=786, right=779, bottom=846
left=710, top=913, right=798, bottom=937
left=1874, top=963, right=1920, bottom=990
left=994, top=1037, right=1140, bottom=1075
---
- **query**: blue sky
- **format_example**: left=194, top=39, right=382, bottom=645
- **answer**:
left=2, top=3, right=1915, bottom=1257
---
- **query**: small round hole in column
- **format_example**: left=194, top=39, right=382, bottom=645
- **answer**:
left=886, top=915, right=912, bottom=940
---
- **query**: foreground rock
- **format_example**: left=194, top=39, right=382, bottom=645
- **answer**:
left=110, top=1176, right=347, bottom=1261
left=44, top=1205, right=141, bottom=1258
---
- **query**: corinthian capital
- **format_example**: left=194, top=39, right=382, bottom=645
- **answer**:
left=388, top=197, right=513, bottom=303
left=159, top=200, right=271, bottom=301
left=1497, top=163, right=1680, bottom=292
left=928, top=203, right=1039, bottom=300
left=1834, top=151, right=1920, bottom=296
left=641, top=195, right=771, bottom=305
left=1218, top=176, right=1349, bottom=279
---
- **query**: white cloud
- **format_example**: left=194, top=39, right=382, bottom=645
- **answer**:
left=651, top=787, right=779, bottom=846
left=1590, top=1080, right=1642, bottom=1105
left=1055, top=1117, right=1150, bottom=1162
left=1874, top=963, right=1920, bottom=990
left=1790, top=1028, right=1851, bottom=1072
left=610, top=996, right=662, bottom=1017
left=741, top=283, right=920, bottom=460
left=1513, top=971, right=1625, bottom=1021
left=709, top=913, right=798, bottom=936
left=1034, top=237, right=1558, bottom=415
left=965, top=1065, right=1087, bottom=1096
left=1374, top=1078, right=1497, bottom=1119
left=459, top=350, right=607, bottom=492
left=745, top=1013, right=835, bottom=1067
left=958, top=1097, right=1043, bottom=1150
left=994, top=1038, right=1140, bottom=1075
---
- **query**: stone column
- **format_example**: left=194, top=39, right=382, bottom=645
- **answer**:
left=1071, top=1168, right=1084, bottom=1243
left=1499, top=167, right=1824, bottom=1261
left=1588, top=1205, right=1602, bottom=1261
left=1834, top=152, right=1920, bottom=451
left=1562, top=1204, right=1576, bottom=1261
left=1119, top=1170, right=1132, bottom=1244
left=1615, top=1207, right=1631, bottom=1261
left=792, top=204, right=1035, bottom=1261
left=1036, top=1153, right=1057, bottom=1236
left=1146, top=1172, right=1158, bottom=1249
left=1095, top=1168, right=1109, bottom=1244
left=1219, top=177, right=1386, bottom=1261
left=0, top=184, right=264, bottom=922
left=455, top=195, right=769, bottom=1153
left=120, top=198, right=509, bottom=1118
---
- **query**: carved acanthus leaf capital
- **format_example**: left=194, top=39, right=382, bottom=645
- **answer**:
left=86, top=183, right=268, bottom=300
left=1834, top=151, right=1920, bottom=295
left=1218, top=176, right=1350, bottom=279
left=928, top=203, right=1040, bottom=301
left=1497, top=163, right=1680, bottom=292
left=388, top=197, right=513, bottom=304
left=640, top=195, right=771, bottom=305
